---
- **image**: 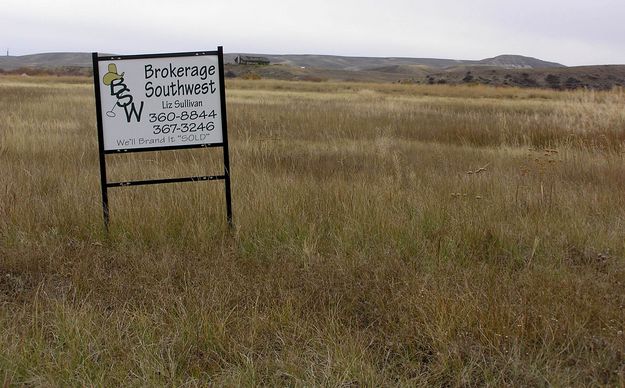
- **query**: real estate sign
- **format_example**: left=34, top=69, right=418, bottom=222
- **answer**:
left=96, top=53, right=224, bottom=151
left=92, top=48, right=232, bottom=228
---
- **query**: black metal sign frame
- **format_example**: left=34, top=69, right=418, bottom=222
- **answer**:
left=92, top=47, right=233, bottom=230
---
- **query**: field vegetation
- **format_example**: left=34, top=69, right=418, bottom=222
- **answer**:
left=0, top=75, right=624, bottom=385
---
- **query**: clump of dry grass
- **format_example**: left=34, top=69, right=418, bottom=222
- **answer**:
left=0, top=76, right=624, bottom=385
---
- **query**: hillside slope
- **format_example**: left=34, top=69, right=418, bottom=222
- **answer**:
left=225, top=53, right=564, bottom=70
left=0, top=52, right=93, bottom=70
left=0, top=52, right=563, bottom=72
left=4, top=52, right=623, bottom=89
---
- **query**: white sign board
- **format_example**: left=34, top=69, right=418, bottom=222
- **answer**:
left=96, top=53, right=224, bottom=151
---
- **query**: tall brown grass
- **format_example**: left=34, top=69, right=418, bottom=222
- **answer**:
left=0, top=76, right=624, bottom=385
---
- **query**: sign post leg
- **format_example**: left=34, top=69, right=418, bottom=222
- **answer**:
left=92, top=52, right=110, bottom=232
left=218, top=46, right=234, bottom=228
left=224, top=164, right=233, bottom=228
left=101, top=176, right=110, bottom=232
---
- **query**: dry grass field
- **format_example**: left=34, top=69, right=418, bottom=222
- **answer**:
left=1, top=75, right=624, bottom=386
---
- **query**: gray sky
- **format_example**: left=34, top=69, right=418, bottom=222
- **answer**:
left=2, top=0, right=624, bottom=66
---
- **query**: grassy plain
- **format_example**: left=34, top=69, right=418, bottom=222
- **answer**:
left=0, top=75, right=624, bottom=386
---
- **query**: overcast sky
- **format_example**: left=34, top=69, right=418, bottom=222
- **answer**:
left=2, top=0, right=624, bottom=66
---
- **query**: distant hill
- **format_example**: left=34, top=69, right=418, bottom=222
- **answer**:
left=0, top=52, right=93, bottom=70
left=477, top=55, right=564, bottom=69
left=224, top=53, right=564, bottom=71
left=3, top=51, right=624, bottom=90
left=0, top=52, right=564, bottom=72
left=224, top=54, right=469, bottom=70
